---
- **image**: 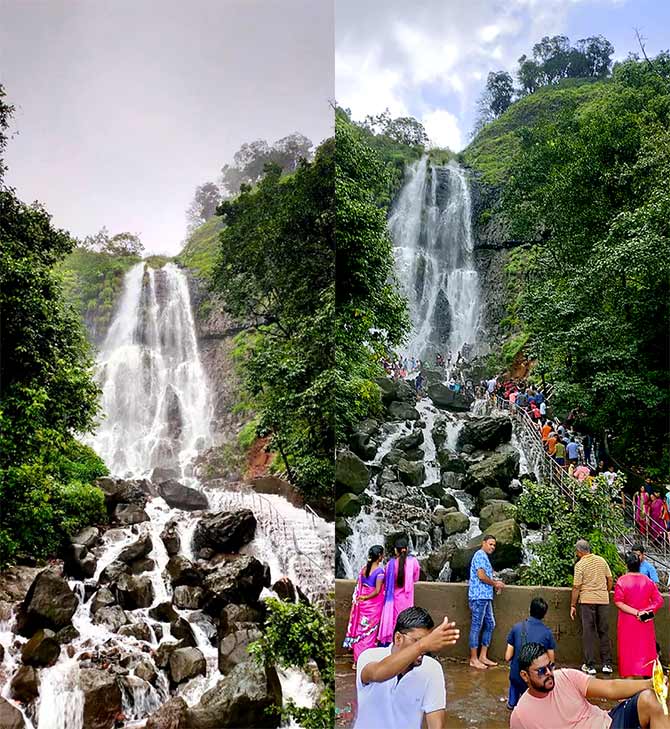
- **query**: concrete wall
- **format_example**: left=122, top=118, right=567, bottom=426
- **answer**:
left=336, top=579, right=670, bottom=665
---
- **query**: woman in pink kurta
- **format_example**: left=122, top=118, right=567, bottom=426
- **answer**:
left=634, top=485, right=650, bottom=534
left=614, top=553, right=664, bottom=677
left=343, top=545, right=385, bottom=666
left=377, top=537, right=421, bottom=644
left=648, top=491, right=665, bottom=539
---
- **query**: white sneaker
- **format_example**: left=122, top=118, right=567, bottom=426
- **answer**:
left=581, top=664, right=596, bottom=675
left=602, top=665, right=613, bottom=674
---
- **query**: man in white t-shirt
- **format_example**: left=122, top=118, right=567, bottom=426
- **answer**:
left=354, top=606, right=459, bottom=729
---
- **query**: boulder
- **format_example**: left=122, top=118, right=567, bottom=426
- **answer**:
left=396, top=429, right=425, bottom=451
left=149, top=602, right=179, bottom=624
left=71, top=526, right=100, bottom=549
left=118, top=533, right=153, bottom=563
left=374, top=376, right=396, bottom=403
left=399, top=447, right=424, bottom=462
left=218, top=626, right=262, bottom=674
left=386, top=401, right=420, bottom=421
left=457, top=416, right=512, bottom=451
left=151, top=466, right=181, bottom=482
left=192, top=510, right=256, bottom=554
left=421, top=543, right=456, bottom=581
left=476, top=486, right=507, bottom=511
left=381, top=448, right=405, bottom=467
left=0, top=698, right=25, bottom=729
left=114, top=503, right=150, bottom=524
left=93, top=606, right=128, bottom=632
left=161, top=520, right=181, bottom=556
left=21, top=629, right=60, bottom=667
left=395, top=379, right=417, bottom=402
left=440, top=471, right=465, bottom=491
left=166, top=556, right=202, bottom=587
left=66, top=544, right=97, bottom=579
left=17, top=569, right=78, bottom=636
left=185, top=660, right=282, bottom=729
left=55, top=625, right=80, bottom=644
left=449, top=519, right=523, bottom=580
left=376, top=467, right=397, bottom=486
left=10, top=665, right=39, bottom=704
left=128, top=557, right=156, bottom=574
left=155, top=641, right=181, bottom=670
left=219, top=603, right=266, bottom=637
left=442, top=511, right=470, bottom=536
left=271, top=577, right=297, bottom=603
left=421, top=368, right=444, bottom=386
left=463, top=451, right=520, bottom=495
left=170, top=616, right=198, bottom=647
left=99, top=560, right=129, bottom=584
left=432, top=419, right=448, bottom=450
left=335, top=450, right=370, bottom=496
left=118, top=621, right=153, bottom=642
left=335, top=517, right=352, bottom=542
left=169, top=647, right=206, bottom=685
left=349, top=432, right=377, bottom=461
left=427, top=383, right=471, bottom=411
left=146, top=697, right=188, bottom=729
left=335, top=493, right=362, bottom=518
left=437, top=449, right=467, bottom=474
left=114, top=574, right=155, bottom=610
left=158, top=480, right=209, bottom=511
left=80, top=668, right=123, bottom=729
left=202, top=556, right=268, bottom=616
left=397, top=458, right=425, bottom=487
left=380, top=481, right=408, bottom=500
left=425, top=482, right=459, bottom=510
left=96, top=477, right=147, bottom=506
left=173, top=585, right=205, bottom=610
left=91, top=587, right=116, bottom=614
left=479, top=500, right=517, bottom=531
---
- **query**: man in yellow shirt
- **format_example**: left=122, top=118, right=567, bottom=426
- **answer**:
left=570, top=539, right=613, bottom=676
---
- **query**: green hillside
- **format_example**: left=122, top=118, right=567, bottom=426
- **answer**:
left=176, top=216, right=224, bottom=279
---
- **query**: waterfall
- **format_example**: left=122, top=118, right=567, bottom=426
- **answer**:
left=88, top=262, right=211, bottom=478
left=390, top=157, right=480, bottom=360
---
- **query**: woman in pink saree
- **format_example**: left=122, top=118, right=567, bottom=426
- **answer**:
left=343, top=545, right=385, bottom=667
left=648, top=491, right=665, bottom=539
left=634, top=484, right=650, bottom=534
left=377, top=537, right=421, bottom=645
left=614, top=553, right=664, bottom=678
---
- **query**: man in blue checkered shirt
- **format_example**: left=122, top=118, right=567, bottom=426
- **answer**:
left=468, top=534, right=505, bottom=670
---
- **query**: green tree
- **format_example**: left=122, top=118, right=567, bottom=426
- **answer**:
left=186, top=181, right=222, bottom=232
left=362, top=109, right=429, bottom=147
left=249, top=598, right=334, bottom=729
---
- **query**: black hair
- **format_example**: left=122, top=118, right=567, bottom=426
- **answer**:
left=518, top=642, right=548, bottom=673
left=365, top=545, right=384, bottom=578
left=482, top=534, right=496, bottom=543
left=625, top=552, right=641, bottom=573
left=394, top=606, right=434, bottom=636
left=395, top=536, right=409, bottom=588
left=529, top=597, right=548, bottom=620
left=632, top=543, right=645, bottom=554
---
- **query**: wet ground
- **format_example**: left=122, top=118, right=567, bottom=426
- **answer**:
left=335, top=656, right=623, bottom=728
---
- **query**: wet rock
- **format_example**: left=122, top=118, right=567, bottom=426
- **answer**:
left=21, top=628, right=60, bottom=667
left=463, top=451, right=520, bottom=495
left=395, top=379, right=417, bottom=402
left=386, top=401, right=420, bottom=421
left=134, top=656, right=158, bottom=684
left=219, top=603, right=266, bottom=637
left=93, top=606, right=128, bottom=632
left=479, top=500, right=517, bottom=531
left=55, top=624, right=80, bottom=644
left=202, top=555, right=268, bottom=616
left=432, top=419, right=448, bottom=450
left=381, top=448, right=405, bottom=467
left=161, top=520, right=181, bottom=556
left=16, top=569, right=78, bottom=636
left=442, top=511, right=470, bottom=536
left=114, top=503, right=150, bottom=524
left=374, top=376, right=396, bottom=403
left=437, top=449, right=467, bottom=473
left=335, top=450, right=370, bottom=497
left=149, top=602, right=179, bottom=623
left=114, top=574, right=155, bottom=610
left=192, top=509, right=256, bottom=554
left=173, top=585, right=204, bottom=610
left=335, top=517, right=352, bottom=542
left=376, top=467, right=397, bottom=486
left=218, top=626, right=262, bottom=674
left=427, top=383, right=471, bottom=411
left=80, top=667, right=123, bottom=729
left=449, top=519, right=523, bottom=580
left=0, top=697, right=25, bottom=729
left=151, top=466, right=181, bottom=482
left=155, top=640, right=181, bottom=669
left=66, top=543, right=97, bottom=579
left=118, top=621, right=153, bottom=642
left=166, top=556, right=202, bottom=587
left=399, top=447, right=425, bottom=462
left=158, top=480, right=209, bottom=511
left=128, top=557, right=156, bottom=574
left=118, top=534, right=153, bottom=563
left=71, top=526, right=100, bottom=548
left=185, top=660, right=282, bottom=729
left=146, top=696, right=188, bottom=729
left=99, top=560, right=129, bottom=584
left=91, top=587, right=116, bottom=614
left=335, top=493, right=362, bottom=518
left=172, top=617, right=198, bottom=647
left=396, top=429, right=425, bottom=451
left=10, top=665, right=39, bottom=704
left=421, top=543, right=456, bottom=581
left=397, top=458, right=425, bottom=487
left=271, top=577, right=297, bottom=603
left=380, top=481, right=408, bottom=500
left=476, top=486, right=507, bottom=512
left=457, top=416, right=512, bottom=451
left=169, top=647, right=206, bottom=685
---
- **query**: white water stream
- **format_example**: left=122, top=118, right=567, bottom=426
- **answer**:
left=0, top=262, right=331, bottom=728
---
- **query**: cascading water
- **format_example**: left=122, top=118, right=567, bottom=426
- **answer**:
left=390, top=157, right=481, bottom=360
left=0, top=261, right=332, bottom=728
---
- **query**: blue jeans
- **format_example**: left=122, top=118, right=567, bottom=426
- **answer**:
left=469, top=599, right=495, bottom=649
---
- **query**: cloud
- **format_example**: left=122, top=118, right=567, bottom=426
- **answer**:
left=422, top=109, right=463, bottom=151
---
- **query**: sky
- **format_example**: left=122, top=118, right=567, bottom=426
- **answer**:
left=0, top=0, right=334, bottom=255
left=336, top=0, right=670, bottom=152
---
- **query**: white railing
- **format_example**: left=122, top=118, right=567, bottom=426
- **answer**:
left=488, top=396, right=670, bottom=573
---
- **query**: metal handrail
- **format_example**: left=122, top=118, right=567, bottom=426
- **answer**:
left=488, top=396, right=670, bottom=573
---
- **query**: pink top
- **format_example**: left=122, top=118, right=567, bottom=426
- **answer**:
left=510, top=669, right=610, bottom=729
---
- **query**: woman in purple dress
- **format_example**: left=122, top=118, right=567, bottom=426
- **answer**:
left=343, top=545, right=385, bottom=668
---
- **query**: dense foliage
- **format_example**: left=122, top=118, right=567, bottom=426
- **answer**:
left=500, top=53, right=670, bottom=475
left=518, top=479, right=627, bottom=586
left=335, top=111, right=410, bottom=438
left=249, top=598, right=334, bottom=729
left=211, top=141, right=334, bottom=506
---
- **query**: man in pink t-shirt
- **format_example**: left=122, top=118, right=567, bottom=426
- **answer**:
left=510, top=643, right=668, bottom=729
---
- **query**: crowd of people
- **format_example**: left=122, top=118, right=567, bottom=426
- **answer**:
left=381, top=346, right=474, bottom=382
left=345, top=535, right=669, bottom=729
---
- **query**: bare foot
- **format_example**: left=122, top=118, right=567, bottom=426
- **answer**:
left=351, top=663, right=357, bottom=670
left=469, top=659, right=488, bottom=670
left=481, top=657, right=498, bottom=667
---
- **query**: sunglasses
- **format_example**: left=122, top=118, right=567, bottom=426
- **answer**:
left=531, top=662, right=556, bottom=677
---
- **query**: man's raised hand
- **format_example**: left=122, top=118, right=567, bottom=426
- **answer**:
left=421, top=616, right=460, bottom=654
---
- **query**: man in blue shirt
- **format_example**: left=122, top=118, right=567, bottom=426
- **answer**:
left=566, top=436, right=580, bottom=465
left=468, top=535, right=504, bottom=670
left=632, top=543, right=659, bottom=584
left=505, top=597, right=556, bottom=709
